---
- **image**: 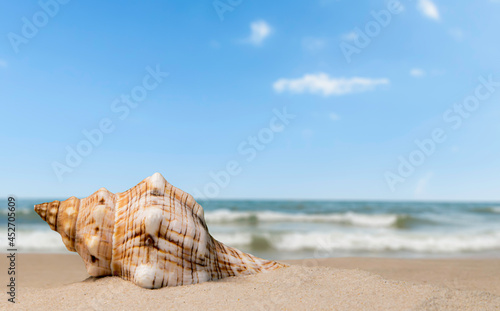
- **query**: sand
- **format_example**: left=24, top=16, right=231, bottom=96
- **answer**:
left=1, top=254, right=499, bottom=310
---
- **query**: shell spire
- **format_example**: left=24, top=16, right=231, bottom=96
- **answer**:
left=35, top=196, right=81, bottom=252
left=35, top=173, right=285, bottom=288
left=34, top=200, right=59, bottom=230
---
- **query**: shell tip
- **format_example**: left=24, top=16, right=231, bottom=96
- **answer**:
left=149, top=173, right=167, bottom=196
left=151, top=172, right=165, bottom=180
left=34, top=203, right=48, bottom=221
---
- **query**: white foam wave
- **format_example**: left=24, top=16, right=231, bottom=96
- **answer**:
left=213, top=231, right=500, bottom=253
left=5, top=227, right=500, bottom=255
left=205, top=210, right=399, bottom=228
left=0, top=230, right=68, bottom=252
left=491, top=207, right=500, bottom=213
left=0, top=208, right=34, bottom=215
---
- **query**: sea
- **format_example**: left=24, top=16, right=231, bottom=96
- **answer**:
left=2, top=199, right=500, bottom=260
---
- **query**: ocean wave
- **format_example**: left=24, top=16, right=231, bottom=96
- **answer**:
left=0, top=208, right=35, bottom=216
left=471, top=207, right=500, bottom=214
left=0, top=230, right=68, bottom=252
left=212, top=231, right=500, bottom=253
left=2, top=228, right=500, bottom=254
left=204, top=210, right=402, bottom=228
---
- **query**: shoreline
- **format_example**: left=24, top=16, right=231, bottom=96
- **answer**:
left=2, top=254, right=499, bottom=310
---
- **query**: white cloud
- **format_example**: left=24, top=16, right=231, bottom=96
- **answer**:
left=329, top=113, right=340, bottom=121
left=302, top=37, right=326, bottom=52
left=273, top=73, right=389, bottom=96
left=244, top=20, right=272, bottom=46
left=417, top=0, right=440, bottom=20
left=0, top=59, right=7, bottom=67
left=410, top=68, right=426, bottom=77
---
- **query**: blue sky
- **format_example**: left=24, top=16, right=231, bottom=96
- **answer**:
left=1, top=0, right=500, bottom=201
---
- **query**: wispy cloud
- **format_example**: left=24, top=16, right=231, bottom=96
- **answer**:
left=243, top=20, right=272, bottom=46
left=329, top=113, right=340, bottom=121
left=302, top=37, right=326, bottom=52
left=273, top=73, right=389, bottom=96
left=410, top=68, right=426, bottom=77
left=0, top=59, right=7, bottom=67
left=417, top=0, right=440, bottom=20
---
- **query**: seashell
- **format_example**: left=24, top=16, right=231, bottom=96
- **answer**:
left=34, top=173, right=285, bottom=288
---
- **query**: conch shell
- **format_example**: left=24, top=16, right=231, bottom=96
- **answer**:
left=35, top=173, right=284, bottom=288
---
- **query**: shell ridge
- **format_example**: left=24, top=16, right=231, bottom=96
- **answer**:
left=127, top=182, right=138, bottom=281
left=174, top=186, right=183, bottom=286
left=52, top=201, right=60, bottom=232
left=165, top=181, right=174, bottom=287
left=183, top=192, right=197, bottom=284
left=73, top=198, right=82, bottom=255
left=109, top=192, right=121, bottom=276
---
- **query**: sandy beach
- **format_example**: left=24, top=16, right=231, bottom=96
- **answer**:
left=1, top=254, right=499, bottom=310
